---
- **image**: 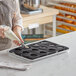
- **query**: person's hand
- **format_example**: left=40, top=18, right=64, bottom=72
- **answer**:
left=0, top=27, right=5, bottom=38
left=13, top=26, right=24, bottom=46
left=0, top=25, right=11, bottom=38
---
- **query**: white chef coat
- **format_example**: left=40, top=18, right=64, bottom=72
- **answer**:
left=0, top=0, right=23, bottom=51
left=0, top=0, right=23, bottom=29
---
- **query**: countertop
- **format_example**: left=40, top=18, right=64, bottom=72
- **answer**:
left=0, top=31, right=76, bottom=76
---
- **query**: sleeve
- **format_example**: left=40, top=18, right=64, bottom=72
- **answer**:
left=13, top=0, right=24, bottom=31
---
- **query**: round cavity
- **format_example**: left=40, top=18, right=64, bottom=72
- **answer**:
left=15, top=48, right=22, bottom=50
left=14, top=50, right=22, bottom=56
left=23, top=51, right=29, bottom=54
left=57, top=46, right=64, bottom=52
left=33, top=44, right=39, bottom=47
left=31, top=54, right=37, bottom=57
left=40, top=42, right=48, bottom=45
left=22, top=48, right=31, bottom=51
left=41, top=45, right=47, bottom=46
left=57, top=46, right=63, bottom=49
left=42, top=46, right=46, bottom=48
left=40, top=46, right=47, bottom=50
left=32, top=48, right=38, bottom=51
left=48, top=48, right=56, bottom=52
left=40, top=51, right=46, bottom=53
left=22, top=54, right=29, bottom=58
left=49, top=44, right=55, bottom=47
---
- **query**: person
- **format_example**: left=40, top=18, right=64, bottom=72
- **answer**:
left=0, top=0, right=24, bottom=51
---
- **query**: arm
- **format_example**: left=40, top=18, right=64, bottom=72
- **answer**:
left=12, top=0, right=24, bottom=30
left=12, top=0, right=24, bottom=45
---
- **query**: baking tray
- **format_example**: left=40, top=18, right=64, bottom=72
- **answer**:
left=9, top=40, right=69, bottom=62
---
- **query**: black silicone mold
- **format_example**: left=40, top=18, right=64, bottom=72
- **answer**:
left=9, top=40, right=69, bottom=60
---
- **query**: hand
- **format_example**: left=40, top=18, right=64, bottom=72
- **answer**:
left=0, top=27, right=5, bottom=38
left=13, top=26, right=24, bottom=46
left=0, top=25, right=12, bottom=38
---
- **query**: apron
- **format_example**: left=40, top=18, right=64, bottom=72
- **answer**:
left=0, top=0, right=16, bottom=51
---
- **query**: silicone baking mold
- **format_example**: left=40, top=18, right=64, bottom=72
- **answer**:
left=9, top=40, right=69, bottom=60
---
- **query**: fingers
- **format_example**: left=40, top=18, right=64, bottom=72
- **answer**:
left=13, top=40, right=20, bottom=46
left=0, top=28, right=5, bottom=38
left=13, top=32, right=24, bottom=46
left=13, top=40, right=21, bottom=46
left=1, top=29, right=4, bottom=38
left=14, top=31, right=24, bottom=43
left=13, top=28, right=24, bottom=46
left=18, top=35, right=24, bottom=43
left=13, top=35, right=24, bottom=46
left=13, top=34, right=24, bottom=46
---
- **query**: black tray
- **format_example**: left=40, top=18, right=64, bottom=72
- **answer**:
left=9, top=40, right=69, bottom=60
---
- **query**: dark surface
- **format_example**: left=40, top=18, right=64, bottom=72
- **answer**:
left=9, top=41, right=69, bottom=60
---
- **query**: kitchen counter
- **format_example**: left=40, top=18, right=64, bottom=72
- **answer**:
left=0, top=31, right=76, bottom=76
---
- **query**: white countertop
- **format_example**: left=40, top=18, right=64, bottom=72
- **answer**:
left=0, top=31, right=76, bottom=76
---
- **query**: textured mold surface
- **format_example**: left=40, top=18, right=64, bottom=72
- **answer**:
left=9, top=41, right=69, bottom=60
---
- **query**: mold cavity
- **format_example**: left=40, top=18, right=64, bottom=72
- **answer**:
left=33, top=44, right=39, bottom=47
left=32, top=48, right=38, bottom=51
left=40, top=42, right=47, bottom=45
left=49, top=45, right=55, bottom=47
left=57, top=46, right=64, bottom=52
left=41, top=45, right=46, bottom=47
left=57, top=46, right=63, bottom=49
left=42, top=46, right=46, bottom=48
left=15, top=48, right=21, bottom=50
left=23, top=51, right=29, bottom=54
left=31, top=54, right=37, bottom=57
left=14, top=50, right=22, bottom=56
left=40, top=46, right=47, bottom=49
left=40, top=51, right=46, bottom=53
left=49, top=49, right=56, bottom=52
